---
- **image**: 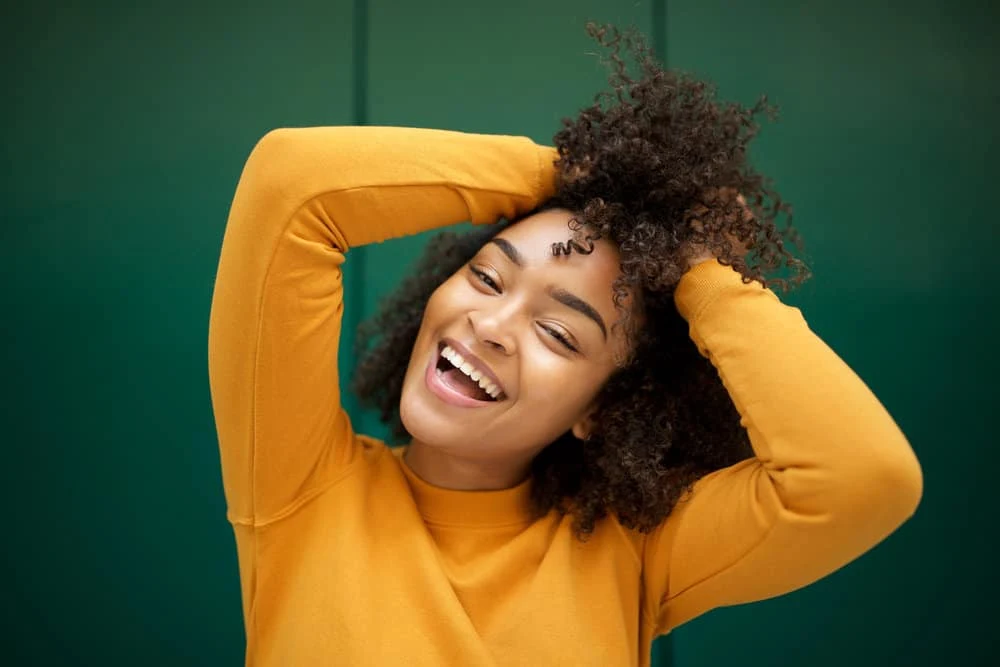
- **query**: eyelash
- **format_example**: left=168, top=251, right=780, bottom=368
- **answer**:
left=471, top=267, right=500, bottom=292
left=469, top=266, right=578, bottom=353
left=541, top=325, right=578, bottom=352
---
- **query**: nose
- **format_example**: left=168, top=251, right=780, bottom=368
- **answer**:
left=468, top=306, right=517, bottom=355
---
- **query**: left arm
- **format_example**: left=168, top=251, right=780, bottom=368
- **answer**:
left=642, top=258, right=923, bottom=635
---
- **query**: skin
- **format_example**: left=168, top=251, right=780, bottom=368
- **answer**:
left=399, top=208, right=632, bottom=491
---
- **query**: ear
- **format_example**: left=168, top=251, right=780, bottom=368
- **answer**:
left=571, top=404, right=598, bottom=441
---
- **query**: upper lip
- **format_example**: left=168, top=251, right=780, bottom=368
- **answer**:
left=441, top=337, right=507, bottom=397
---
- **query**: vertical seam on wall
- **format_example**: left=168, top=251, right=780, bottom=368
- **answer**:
left=350, top=0, right=369, bottom=341
left=652, top=0, right=667, bottom=67
left=353, top=0, right=369, bottom=127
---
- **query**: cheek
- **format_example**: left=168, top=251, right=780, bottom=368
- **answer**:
left=519, top=350, right=605, bottom=415
left=504, top=359, right=605, bottom=446
left=405, top=281, right=463, bottom=371
left=424, top=275, right=473, bottom=323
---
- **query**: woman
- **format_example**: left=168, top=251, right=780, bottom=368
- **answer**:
left=208, top=24, right=922, bottom=666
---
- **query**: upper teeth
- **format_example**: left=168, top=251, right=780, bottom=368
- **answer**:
left=440, top=345, right=502, bottom=399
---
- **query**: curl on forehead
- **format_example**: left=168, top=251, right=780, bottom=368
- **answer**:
left=551, top=215, right=602, bottom=257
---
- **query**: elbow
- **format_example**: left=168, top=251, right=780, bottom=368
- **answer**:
left=790, top=434, right=925, bottom=532
left=239, top=127, right=342, bottom=198
left=228, top=128, right=305, bottom=209
left=243, top=128, right=294, bottom=176
left=884, top=447, right=924, bottom=521
left=254, top=127, right=295, bottom=152
left=850, top=440, right=925, bottom=528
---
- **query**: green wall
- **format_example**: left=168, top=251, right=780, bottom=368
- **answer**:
left=3, top=1, right=995, bottom=665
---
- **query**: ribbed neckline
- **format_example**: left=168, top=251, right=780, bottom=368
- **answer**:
left=392, top=447, right=534, bottom=527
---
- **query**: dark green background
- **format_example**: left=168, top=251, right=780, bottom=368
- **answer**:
left=3, top=1, right=996, bottom=665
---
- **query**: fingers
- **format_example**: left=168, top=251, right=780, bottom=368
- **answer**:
left=683, top=188, right=754, bottom=268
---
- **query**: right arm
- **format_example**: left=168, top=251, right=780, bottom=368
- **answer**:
left=208, top=126, right=558, bottom=526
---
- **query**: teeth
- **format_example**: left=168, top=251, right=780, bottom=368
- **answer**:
left=440, top=345, right=502, bottom=399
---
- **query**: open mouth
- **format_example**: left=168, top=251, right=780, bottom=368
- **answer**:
left=433, top=342, right=504, bottom=402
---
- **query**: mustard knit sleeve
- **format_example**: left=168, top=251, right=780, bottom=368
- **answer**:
left=642, top=259, right=924, bottom=635
left=208, top=126, right=558, bottom=525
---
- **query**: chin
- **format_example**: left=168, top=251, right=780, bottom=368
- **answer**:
left=398, top=372, right=495, bottom=453
left=398, top=372, right=446, bottom=447
left=398, top=392, right=452, bottom=451
left=397, top=386, right=422, bottom=440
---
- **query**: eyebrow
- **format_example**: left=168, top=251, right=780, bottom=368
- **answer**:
left=488, top=238, right=608, bottom=340
left=489, top=238, right=525, bottom=267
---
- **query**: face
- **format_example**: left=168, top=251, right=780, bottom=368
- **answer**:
left=398, top=208, right=633, bottom=465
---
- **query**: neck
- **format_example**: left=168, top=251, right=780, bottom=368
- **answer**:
left=403, top=440, right=532, bottom=491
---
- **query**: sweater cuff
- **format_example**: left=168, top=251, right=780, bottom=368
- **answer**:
left=673, top=259, right=766, bottom=323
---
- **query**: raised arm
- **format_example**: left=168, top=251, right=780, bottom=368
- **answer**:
left=208, top=126, right=558, bottom=525
left=642, top=259, right=924, bottom=635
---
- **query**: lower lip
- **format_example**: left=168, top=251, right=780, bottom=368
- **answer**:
left=424, top=350, right=497, bottom=408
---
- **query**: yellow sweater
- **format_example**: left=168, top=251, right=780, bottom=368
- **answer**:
left=208, top=126, right=924, bottom=666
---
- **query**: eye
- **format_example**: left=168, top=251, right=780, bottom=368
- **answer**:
left=470, top=266, right=501, bottom=293
left=540, top=324, right=579, bottom=353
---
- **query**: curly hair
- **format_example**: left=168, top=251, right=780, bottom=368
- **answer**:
left=352, top=22, right=811, bottom=539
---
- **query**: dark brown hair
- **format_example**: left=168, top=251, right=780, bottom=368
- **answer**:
left=352, top=23, right=811, bottom=538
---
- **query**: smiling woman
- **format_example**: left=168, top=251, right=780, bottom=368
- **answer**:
left=396, top=209, right=631, bottom=493
left=208, top=23, right=923, bottom=667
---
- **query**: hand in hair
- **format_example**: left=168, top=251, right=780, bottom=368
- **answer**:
left=682, top=187, right=754, bottom=271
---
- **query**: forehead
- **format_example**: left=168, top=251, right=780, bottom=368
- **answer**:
left=492, top=208, right=621, bottom=277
